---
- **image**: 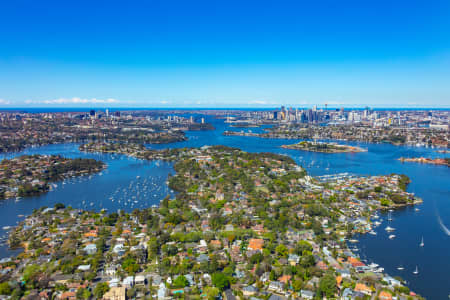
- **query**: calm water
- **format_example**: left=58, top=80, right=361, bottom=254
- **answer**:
left=0, top=144, right=175, bottom=257
left=1, top=115, right=449, bottom=299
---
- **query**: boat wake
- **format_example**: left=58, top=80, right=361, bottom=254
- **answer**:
left=437, top=211, right=450, bottom=236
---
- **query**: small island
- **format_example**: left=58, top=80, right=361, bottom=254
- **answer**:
left=281, top=141, right=367, bottom=153
left=399, top=157, right=450, bottom=167
left=0, top=155, right=105, bottom=199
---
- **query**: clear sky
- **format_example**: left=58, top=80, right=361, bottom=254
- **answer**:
left=0, top=0, right=449, bottom=108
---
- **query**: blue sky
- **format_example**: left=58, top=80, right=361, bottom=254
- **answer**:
left=0, top=0, right=449, bottom=108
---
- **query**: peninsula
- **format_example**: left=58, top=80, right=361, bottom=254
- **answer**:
left=1, top=142, right=423, bottom=300
left=0, top=110, right=217, bottom=153
left=0, top=155, right=105, bottom=199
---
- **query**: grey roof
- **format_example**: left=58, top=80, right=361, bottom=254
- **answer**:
left=224, top=289, right=236, bottom=300
left=268, top=294, right=284, bottom=300
left=196, top=254, right=209, bottom=263
left=243, top=285, right=258, bottom=292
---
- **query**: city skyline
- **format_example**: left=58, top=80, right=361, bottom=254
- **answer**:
left=1, top=0, right=450, bottom=108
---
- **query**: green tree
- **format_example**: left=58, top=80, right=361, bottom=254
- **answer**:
left=292, top=278, right=303, bottom=292
left=122, top=257, right=139, bottom=275
left=82, top=288, right=92, bottom=299
left=93, top=282, right=109, bottom=299
left=204, top=287, right=220, bottom=300
left=173, top=275, right=189, bottom=288
left=212, top=272, right=230, bottom=291
left=318, top=272, right=337, bottom=298
left=22, top=264, right=41, bottom=288
left=76, top=288, right=92, bottom=299
left=0, top=282, right=11, bottom=295
left=249, top=252, right=264, bottom=264
left=275, top=244, right=288, bottom=258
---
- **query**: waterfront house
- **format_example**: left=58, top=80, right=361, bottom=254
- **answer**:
left=379, top=291, right=393, bottom=300
left=383, top=275, right=402, bottom=287
left=354, top=283, right=372, bottom=296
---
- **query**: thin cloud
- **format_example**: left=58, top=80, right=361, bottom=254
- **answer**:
left=249, top=100, right=268, bottom=105
left=26, top=97, right=120, bottom=105
left=0, top=99, right=11, bottom=105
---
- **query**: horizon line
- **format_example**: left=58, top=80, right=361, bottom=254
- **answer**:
left=0, top=106, right=449, bottom=111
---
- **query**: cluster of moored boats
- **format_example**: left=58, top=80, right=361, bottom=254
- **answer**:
left=348, top=207, right=425, bottom=276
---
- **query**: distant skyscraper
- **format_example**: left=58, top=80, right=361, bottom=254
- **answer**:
left=307, top=109, right=313, bottom=122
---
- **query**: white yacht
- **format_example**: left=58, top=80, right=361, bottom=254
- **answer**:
left=385, top=226, right=395, bottom=232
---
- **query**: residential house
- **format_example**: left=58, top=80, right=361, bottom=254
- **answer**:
left=300, top=290, right=314, bottom=300
left=242, top=285, right=258, bottom=296
left=83, top=244, right=97, bottom=255
left=103, top=287, right=126, bottom=300
left=379, top=291, right=393, bottom=300
left=268, top=281, right=284, bottom=293
left=122, top=276, right=134, bottom=288
left=354, top=283, right=372, bottom=296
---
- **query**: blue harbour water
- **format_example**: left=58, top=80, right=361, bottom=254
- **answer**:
left=0, top=115, right=449, bottom=299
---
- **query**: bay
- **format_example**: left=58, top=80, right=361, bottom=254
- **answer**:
left=0, top=114, right=448, bottom=299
